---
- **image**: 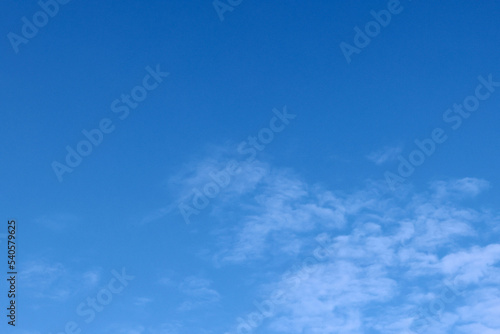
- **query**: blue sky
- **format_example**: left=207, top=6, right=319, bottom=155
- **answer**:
left=2, top=0, right=500, bottom=333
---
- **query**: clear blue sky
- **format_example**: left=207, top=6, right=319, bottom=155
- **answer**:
left=2, top=1, right=500, bottom=333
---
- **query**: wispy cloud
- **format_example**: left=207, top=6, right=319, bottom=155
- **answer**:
left=367, top=145, right=403, bottom=165
left=430, top=177, right=491, bottom=200
left=197, top=159, right=498, bottom=333
left=141, top=146, right=269, bottom=225
left=22, top=260, right=101, bottom=303
left=141, top=141, right=498, bottom=333
left=212, top=167, right=346, bottom=264
left=178, top=276, right=220, bottom=311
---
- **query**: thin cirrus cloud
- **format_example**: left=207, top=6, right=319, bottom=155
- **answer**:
left=211, top=171, right=488, bottom=268
left=430, top=177, right=491, bottom=200
left=139, top=146, right=499, bottom=333
left=212, top=168, right=347, bottom=264
left=196, top=158, right=500, bottom=333
left=366, top=145, right=404, bottom=165
left=141, top=147, right=270, bottom=225
left=177, top=276, right=221, bottom=312
left=21, top=260, right=101, bottom=303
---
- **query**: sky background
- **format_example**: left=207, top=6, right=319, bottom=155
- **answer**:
left=2, top=0, right=500, bottom=333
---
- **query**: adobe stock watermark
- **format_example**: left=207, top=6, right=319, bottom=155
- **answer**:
left=178, top=106, right=296, bottom=224
left=385, top=74, right=500, bottom=191
left=224, top=233, right=336, bottom=334
left=339, top=0, right=408, bottom=64
left=51, top=64, right=169, bottom=182
left=213, top=0, right=243, bottom=21
left=409, top=277, right=466, bottom=333
left=7, top=0, right=72, bottom=54
left=49, top=267, right=134, bottom=334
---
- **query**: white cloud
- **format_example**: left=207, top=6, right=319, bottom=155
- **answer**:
left=21, top=260, right=101, bottom=303
left=270, top=260, right=397, bottom=333
left=140, top=147, right=269, bottom=225
left=153, top=147, right=500, bottom=333
left=178, top=276, right=220, bottom=311
left=367, top=145, right=403, bottom=165
left=214, top=169, right=346, bottom=264
left=202, top=163, right=500, bottom=333
left=439, top=244, right=500, bottom=284
left=430, top=177, right=490, bottom=200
